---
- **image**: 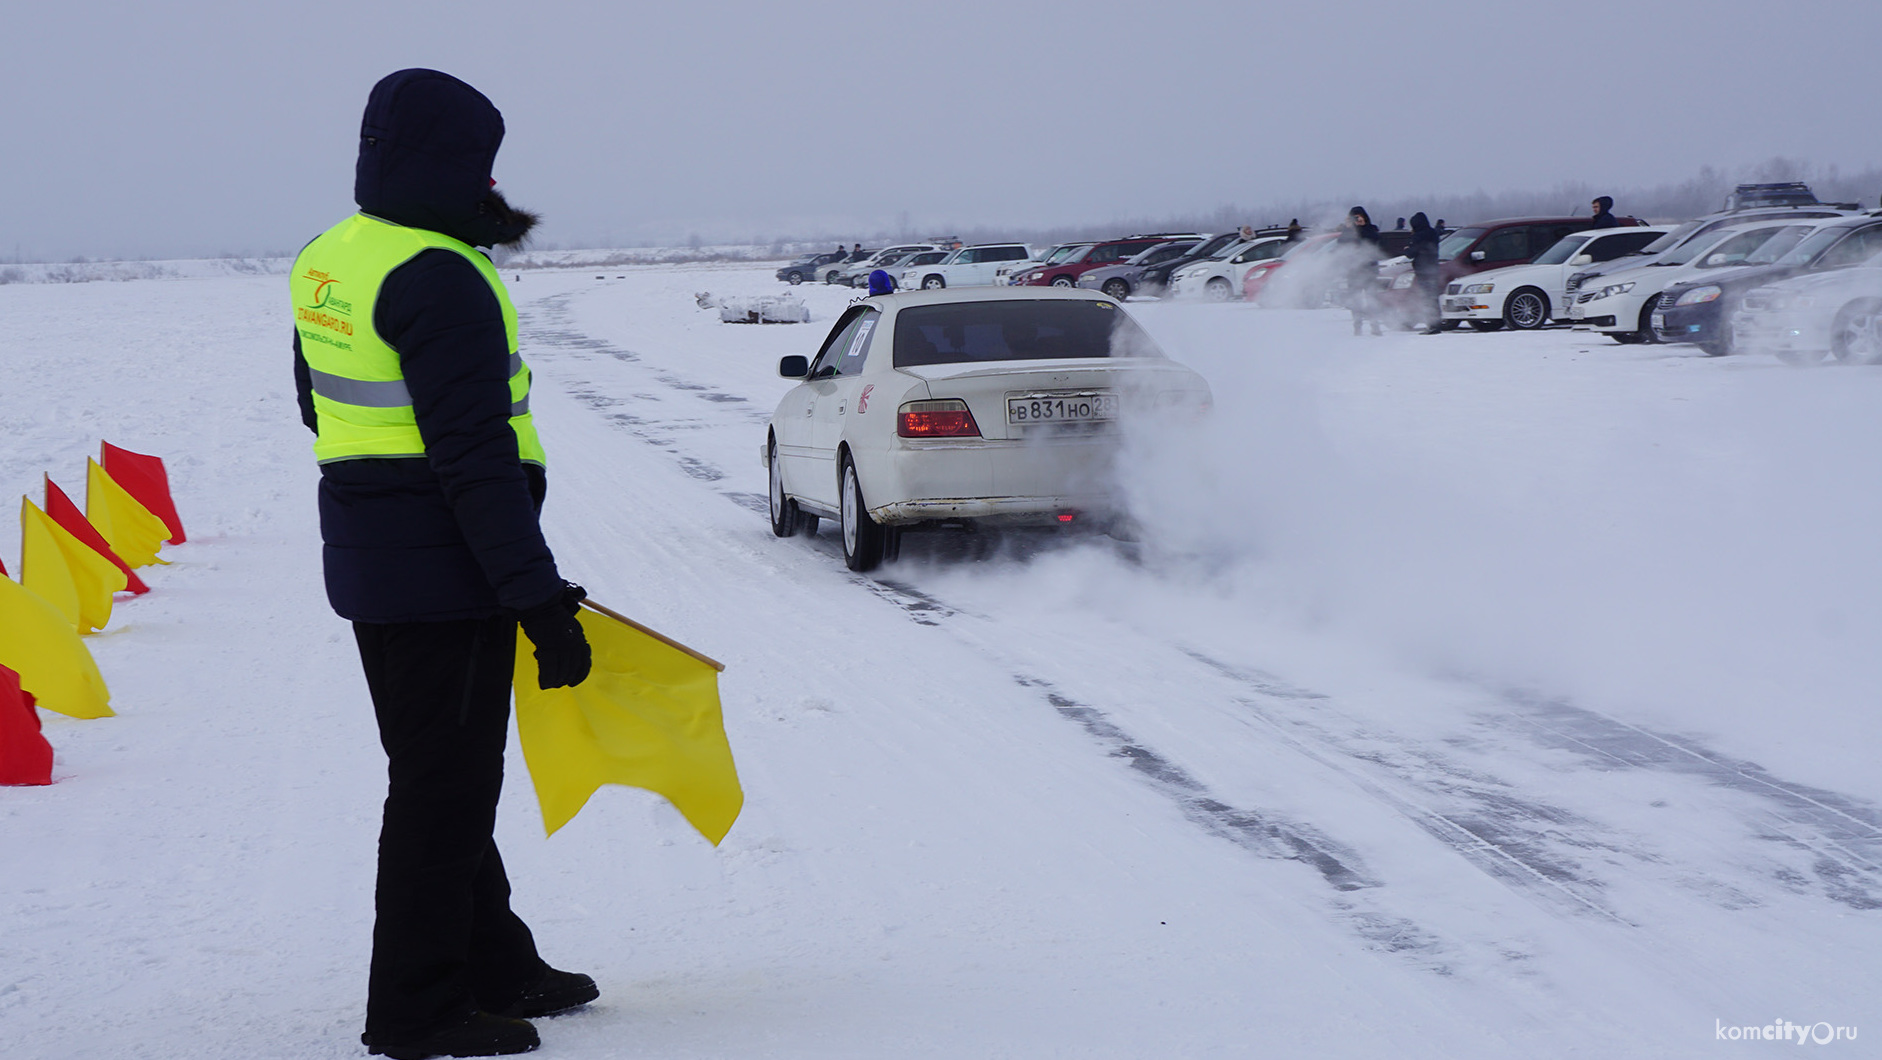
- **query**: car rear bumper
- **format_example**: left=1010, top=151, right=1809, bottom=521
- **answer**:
left=862, top=434, right=1122, bottom=526
left=872, top=494, right=1118, bottom=525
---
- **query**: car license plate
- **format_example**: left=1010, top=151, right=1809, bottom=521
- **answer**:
left=1651, top=312, right=1666, bottom=330
left=1007, top=390, right=1117, bottom=425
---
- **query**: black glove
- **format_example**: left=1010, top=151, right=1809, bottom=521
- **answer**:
left=517, top=581, right=592, bottom=690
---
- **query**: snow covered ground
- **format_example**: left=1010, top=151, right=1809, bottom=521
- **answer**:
left=2, top=263, right=1876, bottom=1058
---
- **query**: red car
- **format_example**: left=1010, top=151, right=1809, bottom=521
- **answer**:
left=1242, top=234, right=1337, bottom=303
left=1010, top=234, right=1202, bottom=287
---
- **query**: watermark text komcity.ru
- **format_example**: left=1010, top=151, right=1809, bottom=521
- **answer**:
left=1717, top=1019, right=1858, bottom=1044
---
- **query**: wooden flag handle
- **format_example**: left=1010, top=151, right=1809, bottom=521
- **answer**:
left=579, top=598, right=727, bottom=672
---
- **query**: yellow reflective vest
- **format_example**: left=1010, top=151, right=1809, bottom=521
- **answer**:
left=290, top=214, right=544, bottom=466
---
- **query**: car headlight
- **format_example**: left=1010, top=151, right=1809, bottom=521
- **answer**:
left=1462, top=283, right=1494, bottom=295
left=1391, top=273, right=1415, bottom=289
left=1591, top=281, right=1635, bottom=300
left=1675, top=285, right=1722, bottom=307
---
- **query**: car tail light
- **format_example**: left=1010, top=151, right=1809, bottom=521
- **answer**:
left=898, top=399, right=981, bottom=438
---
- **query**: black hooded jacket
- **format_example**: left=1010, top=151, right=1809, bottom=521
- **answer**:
left=1406, top=212, right=1441, bottom=278
left=292, top=69, right=561, bottom=623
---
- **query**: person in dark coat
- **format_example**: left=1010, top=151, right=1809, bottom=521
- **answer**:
left=1285, top=218, right=1303, bottom=242
left=1405, top=212, right=1443, bottom=333
left=1590, top=196, right=1621, bottom=228
left=1336, top=206, right=1384, bottom=335
left=291, top=69, right=598, bottom=1060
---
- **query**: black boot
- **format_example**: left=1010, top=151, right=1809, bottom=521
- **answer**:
left=364, top=1012, right=538, bottom=1059
left=489, top=968, right=599, bottom=1020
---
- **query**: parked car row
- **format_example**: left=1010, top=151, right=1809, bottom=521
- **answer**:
left=777, top=183, right=1880, bottom=365
left=1406, top=182, right=1882, bottom=362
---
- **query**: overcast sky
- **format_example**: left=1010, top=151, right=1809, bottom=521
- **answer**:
left=6, top=0, right=1878, bottom=260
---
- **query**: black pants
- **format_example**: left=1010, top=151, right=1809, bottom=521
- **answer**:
left=354, top=615, right=546, bottom=1042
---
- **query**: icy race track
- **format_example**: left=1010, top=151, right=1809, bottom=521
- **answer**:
left=2, top=263, right=1878, bottom=1059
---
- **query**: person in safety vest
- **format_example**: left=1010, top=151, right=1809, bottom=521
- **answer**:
left=290, top=68, right=596, bottom=1060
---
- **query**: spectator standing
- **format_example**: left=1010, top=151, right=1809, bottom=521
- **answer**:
left=1590, top=196, right=1621, bottom=228
left=1336, top=206, right=1384, bottom=336
left=1405, top=212, right=1443, bottom=334
left=1285, top=218, right=1303, bottom=242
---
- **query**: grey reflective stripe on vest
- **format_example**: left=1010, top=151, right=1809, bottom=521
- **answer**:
left=312, top=360, right=527, bottom=412
left=308, top=368, right=412, bottom=408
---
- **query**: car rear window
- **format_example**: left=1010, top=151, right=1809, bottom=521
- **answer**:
left=894, top=299, right=1165, bottom=367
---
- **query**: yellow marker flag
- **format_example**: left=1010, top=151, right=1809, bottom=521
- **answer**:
left=0, top=574, right=113, bottom=718
left=21, top=498, right=127, bottom=634
left=514, top=605, right=742, bottom=843
left=86, top=459, right=170, bottom=568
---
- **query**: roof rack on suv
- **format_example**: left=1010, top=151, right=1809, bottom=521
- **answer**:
left=1723, top=182, right=1820, bottom=211
left=1122, top=232, right=1206, bottom=241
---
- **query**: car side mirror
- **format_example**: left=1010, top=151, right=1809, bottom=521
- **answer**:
left=1469, top=250, right=1486, bottom=262
left=779, top=355, right=809, bottom=379
left=1568, top=254, right=1593, bottom=266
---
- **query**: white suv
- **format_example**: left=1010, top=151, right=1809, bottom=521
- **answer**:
left=901, top=243, right=1033, bottom=290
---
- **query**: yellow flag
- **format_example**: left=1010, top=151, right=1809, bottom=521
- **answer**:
left=86, top=459, right=170, bottom=568
left=0, top=574, right=113, bottom=718
left=21, top=498, right=127, bottom=634
left=514, top=609, right=742, bottom=843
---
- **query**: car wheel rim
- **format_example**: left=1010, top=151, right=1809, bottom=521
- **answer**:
left=842, top=468, right=859, bottom=555
left=1511, top=293, right=1543, bottom=328
left=1844, top=309, right=1882, bottom=361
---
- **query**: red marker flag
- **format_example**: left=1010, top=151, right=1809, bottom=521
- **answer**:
left=0, top=663, right=54, bottom=786
left=45, top=476, right=148, bottom=595
left=101, top=442, right=185, bottom=545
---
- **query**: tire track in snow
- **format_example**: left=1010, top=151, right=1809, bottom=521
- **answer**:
left=1183, top=650, right=1632, bottom=924
left=1495, top=691, right=1882, bottom=911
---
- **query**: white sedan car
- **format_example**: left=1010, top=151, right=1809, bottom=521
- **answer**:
left=1732, top=250, right=1882, bottom=364
left=1168, top=237, right=1289, bottom=300
left=764, top=287, right=1212, bottom=570
left=1440, top=226, right=1668, bottom=329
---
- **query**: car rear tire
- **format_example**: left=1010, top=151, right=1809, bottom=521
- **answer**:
left=1050, top=276, right=1076, bottom=288
left=922, top=275, right=946, bottom=290
left=840, top=456, right=887, bottom=572
left=1101, top=278, right=1131, bottom=300
left=786, top=270, right=804, bottom=285
left=826, top=270, right=842, bottom=284
left=1503, top=288, right=1549, bottom=330
left=1466, top=320, right=1505, bottom=332
left=1831, top=299, right=1882, bottom=364
left=768, top=438, right=815, bottom=537
left=1204, top=277, right=1232, bottom=302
